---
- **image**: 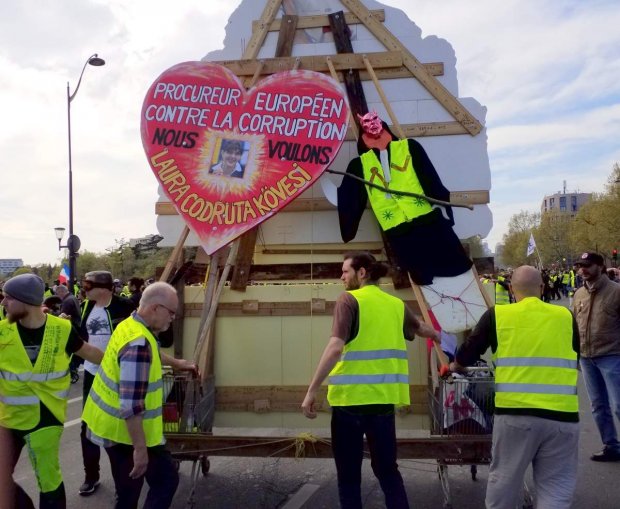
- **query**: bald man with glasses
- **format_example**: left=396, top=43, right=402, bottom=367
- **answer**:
left=83, top=282, right=196, bottom=509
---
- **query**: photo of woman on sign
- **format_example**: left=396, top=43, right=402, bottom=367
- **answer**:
left=209, top=139, right=246, bottom=178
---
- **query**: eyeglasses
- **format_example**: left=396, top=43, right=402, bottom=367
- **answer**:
left=156, top=303, right=176, bottom=318
left=82, top=280, right=111, bottom=291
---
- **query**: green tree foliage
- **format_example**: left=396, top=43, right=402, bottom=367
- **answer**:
left=536, top=212, right=574, bottom=266
left=501, top=210, right=540, bottom=267
left=569, top=163, right=620, bottom=261
left=501, top=163, right=620, bottom=268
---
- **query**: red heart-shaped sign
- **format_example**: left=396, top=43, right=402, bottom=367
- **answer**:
left=141, top=61, right=349, bottom=254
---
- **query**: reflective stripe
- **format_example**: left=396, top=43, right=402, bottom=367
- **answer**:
left=495, top=357, right=578, bottom=369
left=56, top=389, right=70, bottom=399
left=342, top=349, right=408, bottom=361
left=329, top=374, right=409, bottom=385
left=0, top=370, right=69, bottom=382
left=89, top=390, right=162, bottom=420
left=97, top=368, right=119, bottom=392
left=0, top=394, right=40, bottom=405
left=97, top=368, right=162, bottom=394
left=496, top=383, right=578, bottom=396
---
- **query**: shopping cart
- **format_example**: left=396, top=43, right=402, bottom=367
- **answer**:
left=162, top=370, right=210, bottom=508
left=428, top=352, right=533, bottom=509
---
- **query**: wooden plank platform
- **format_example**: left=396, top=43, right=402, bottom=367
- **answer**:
left=166, top=434, right=491, bottom=461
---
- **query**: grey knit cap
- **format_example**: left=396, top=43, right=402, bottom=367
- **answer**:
left=3, top=274, right=45, bottom=306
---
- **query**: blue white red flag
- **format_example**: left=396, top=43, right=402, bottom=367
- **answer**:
left=58, top=264, right=70, bottom=284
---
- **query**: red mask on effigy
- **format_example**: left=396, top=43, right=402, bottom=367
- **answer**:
left=357, top=111, right=383, bottom=136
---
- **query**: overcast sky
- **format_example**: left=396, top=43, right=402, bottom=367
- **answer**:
left=1, top=0, right=619, bottom=266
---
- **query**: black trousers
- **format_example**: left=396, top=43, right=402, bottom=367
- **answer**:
left=331, top=406, right=409, bottom=509
left=105, top=444, right=179, bottom=509
left=81, top=370, right=101, bottom=482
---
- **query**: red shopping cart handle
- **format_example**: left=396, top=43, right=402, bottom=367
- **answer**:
left=439, top=365, right=451, bottom=378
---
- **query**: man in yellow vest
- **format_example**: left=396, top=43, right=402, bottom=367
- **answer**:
left=494, top=274, right=511, bottom=305
left=82, top=282, right=196, bottom=508
left=452, top=265, right=579, bottom=509
left=0, top=273, right=104, bottom=509
left=301, top=251, right=440, bottom=509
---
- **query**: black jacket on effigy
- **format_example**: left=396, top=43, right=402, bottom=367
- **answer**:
left=337, top=136, right=471, bottom=285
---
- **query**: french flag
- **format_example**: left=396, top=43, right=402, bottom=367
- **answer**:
left=58, top=264, right=70, bottom=284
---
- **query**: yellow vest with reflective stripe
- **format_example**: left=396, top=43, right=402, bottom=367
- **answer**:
left=360, top=139, right=433, bottom=230
left=82, top=316, right=164, bottom=447
left=495, top=279, right=510, bottom=305
left=0, top=315, right=72, bottom=430
left=327, top=285, right=410, bottom=407
left=495, top=297, right=578, bottom=413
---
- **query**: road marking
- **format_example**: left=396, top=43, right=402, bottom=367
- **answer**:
left=68, top=396, right=83, bottom=404
left=64, top=418, right=82, bottom=428
left=281, top=483, right=320, bottom=509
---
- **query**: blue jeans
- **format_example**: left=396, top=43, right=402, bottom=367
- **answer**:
left=580, top=355, right=620, bottom=451
left=331, top=406, right=409, bottom=509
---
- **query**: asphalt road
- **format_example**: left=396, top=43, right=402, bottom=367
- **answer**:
left=14, top=297, right=620, bottom=508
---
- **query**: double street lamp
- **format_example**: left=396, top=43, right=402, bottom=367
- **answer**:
left=55, top=54, right=105, bottom=290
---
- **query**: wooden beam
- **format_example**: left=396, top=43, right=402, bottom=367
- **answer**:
left=165, top=434, right=491, bottom=460
left=159, top=226, right=189, bottom=282
left=329, top=11, right=368, bottom=122
left=231, top=8, right=300, bottom=291
left=156, top=190, right=489, bottom=217
left=275, top=15, right=298, bottom=57
left=340, top=0, right=483, bottom=136
left=212, top=384, right=427, bottom=414
left=360, top=64, right=444, bottom=81
left=183, top=299, right=422, bottom=318
left=217, top=51, right=405, bottom=77
left=241, top=0, right=282, bottom=60
left=261, top=248, right=382, bottom=255
left=252, top=9, right=386, bottom=32
left=344, top=121, right=469, bottom=140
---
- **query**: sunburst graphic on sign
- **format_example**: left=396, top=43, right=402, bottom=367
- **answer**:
left=195, top=131, right=266, bottom=198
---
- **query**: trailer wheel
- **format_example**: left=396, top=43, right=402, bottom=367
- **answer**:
left=200, top=457, right=210, bottom=476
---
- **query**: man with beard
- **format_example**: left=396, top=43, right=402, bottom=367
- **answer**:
left=301, top=251, right=439, bottom=509
left=574, top=252, right=620, bottom=462
left=0, top=273, right=103, bottom=509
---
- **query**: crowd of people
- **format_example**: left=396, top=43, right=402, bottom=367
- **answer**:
left=302, top=251, right=619, bottom=509
left=0, top=250, right=619, bottom=508
left=0, top=271, right=194, bottom=508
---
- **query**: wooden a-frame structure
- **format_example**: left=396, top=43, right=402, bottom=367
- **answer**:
left=159, top=0, right=493, bottom=403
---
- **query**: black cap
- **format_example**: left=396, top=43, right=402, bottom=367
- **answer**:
left=575, top=252, right=604, bottom=266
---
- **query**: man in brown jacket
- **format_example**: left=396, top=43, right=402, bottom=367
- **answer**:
left=573, top=252, right=620, bottom=461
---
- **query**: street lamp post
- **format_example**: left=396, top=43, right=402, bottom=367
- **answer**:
left=66, top=54, right=105, bottom=290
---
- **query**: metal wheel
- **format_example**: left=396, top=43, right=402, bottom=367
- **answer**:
left=200, top=457, right=210, bottom=476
